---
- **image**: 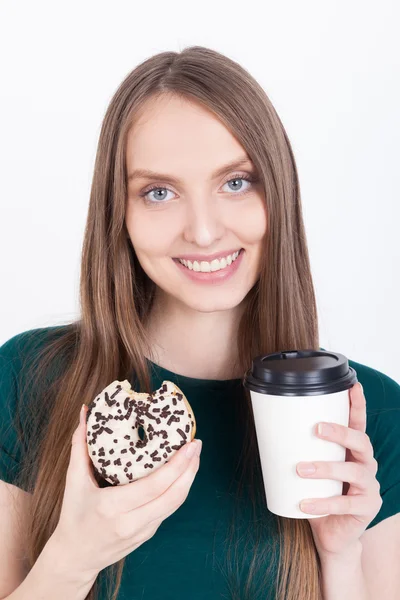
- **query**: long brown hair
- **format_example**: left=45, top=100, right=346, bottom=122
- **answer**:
left=13, top=46, right=323, bottom=599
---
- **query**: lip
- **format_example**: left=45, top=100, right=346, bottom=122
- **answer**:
left=173, top=248, right=242, bottom=262
left=172, top=248, right=245, bottom=284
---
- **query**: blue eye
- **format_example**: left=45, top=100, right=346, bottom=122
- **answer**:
left=222, top=175, right=253, bottom=194
left=139, top=173, right=258, bottom=206
left=140, top=186, right=174, bottom=204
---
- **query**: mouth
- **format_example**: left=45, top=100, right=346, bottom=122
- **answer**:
left=172, top=248, right=245, bottom=283
left=172, top=248, right=244, bottom=269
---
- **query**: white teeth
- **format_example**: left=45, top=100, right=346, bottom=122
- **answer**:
left=178, top=250, right=241, bottom=272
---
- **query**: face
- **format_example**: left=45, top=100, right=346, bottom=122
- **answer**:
left=125, top=94, right=267, bottom=314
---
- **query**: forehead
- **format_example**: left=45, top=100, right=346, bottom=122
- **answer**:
left=126, top=95, right=251, bottom=179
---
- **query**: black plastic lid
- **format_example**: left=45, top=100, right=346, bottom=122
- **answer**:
left=243, top=349, right=358, bottom=396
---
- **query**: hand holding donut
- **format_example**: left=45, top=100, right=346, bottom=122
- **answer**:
left=51, top=403, right=202, bottom=579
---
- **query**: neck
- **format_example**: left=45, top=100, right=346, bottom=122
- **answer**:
left=144, top=290, right=247, bottom=380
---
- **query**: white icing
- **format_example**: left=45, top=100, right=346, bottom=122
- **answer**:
left=86, top=379, right=194, bottom=485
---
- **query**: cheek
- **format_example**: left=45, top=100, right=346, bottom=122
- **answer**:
left=233, top=198, right=267, bottom=244
left=125, top=204, right=176, bottom=258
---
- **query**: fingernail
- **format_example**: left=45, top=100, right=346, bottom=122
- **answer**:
left=317, top=423, right=334, bottom=436
left=297, top=462, right=316, bottom=475
left=185, top=441, right=198, bottom=459
left=300, top=500, right=316, bottom=513
left=195, top=439, right=202, bottom=457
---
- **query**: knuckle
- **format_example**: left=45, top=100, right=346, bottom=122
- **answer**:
left=372, top=494, right=383, bottom=515
left=135, top=522, right=161, bottom=544
left=133, top=529, right=151, bottom=545
left=358, top=463, right=369, bottom=483
left=332, top=496, right=343, bottom=514
left=179, top=487, right=191, bottom=505
left=364, top=435, right=373, bottom=454
left=348, top=494, right=359, bottom=513
left=162, top=501, right=181, bottom=521
left=148, top=521, right=161, bottom=537
left=97, top=496, right=116, bottom=520
left=114, top=516, right=131, bottom=540
left=173, top=489, right=189, bottom=510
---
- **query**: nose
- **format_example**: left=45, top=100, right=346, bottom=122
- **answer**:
left=182, top=194, right=226, bottom=247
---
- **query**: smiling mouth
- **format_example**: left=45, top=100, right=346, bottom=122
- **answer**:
left=172, top=248, right=244, bottom=272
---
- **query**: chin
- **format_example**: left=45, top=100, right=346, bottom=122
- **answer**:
left=175, top=290, right=249, bottom=313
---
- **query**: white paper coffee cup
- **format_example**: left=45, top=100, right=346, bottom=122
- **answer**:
left=243, top=349, right=358, bottom=519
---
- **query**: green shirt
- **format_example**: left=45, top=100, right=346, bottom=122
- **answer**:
left=1, top=326, right=400, bottom=599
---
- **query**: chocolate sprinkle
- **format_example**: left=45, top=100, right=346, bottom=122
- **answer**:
left=110, top=385, right=122, bottom=399
left=177, top=428, right=187, bottom=440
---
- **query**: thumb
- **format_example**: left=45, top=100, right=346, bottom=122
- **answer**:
left=67, top=404, right=99, bottom=489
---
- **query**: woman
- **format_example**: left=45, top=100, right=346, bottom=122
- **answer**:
left=1, top=46, right=399, bottom=600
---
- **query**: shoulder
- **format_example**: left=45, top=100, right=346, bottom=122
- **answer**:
left=0, top=324, right=74, bottom=376
left=320, top=348, right=399, bottom=410
left=348, top=356, right=400, bottom=414
left=0, top=324, right=77, bottom=406
left=0, top=325, right=76, bottom=489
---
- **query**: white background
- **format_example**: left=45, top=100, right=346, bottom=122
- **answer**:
left=0, top=0, right=399, bottom=383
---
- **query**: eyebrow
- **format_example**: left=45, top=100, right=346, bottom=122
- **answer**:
left=127, top=155, right=255, bottom=184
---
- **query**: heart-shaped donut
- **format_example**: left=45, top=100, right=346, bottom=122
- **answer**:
left=86, top=379, right=196, bottom=485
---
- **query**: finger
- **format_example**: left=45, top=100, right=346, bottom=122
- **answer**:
left=299, top=491, right=382, bottom=519
left=105, top=439, right=202, bottom=512
left=316, top=421, right=375, bottom=465
left=348, top=382, right=367, bottom=433
left=66, top=404, right=99, bottom=490
left=119, top=452, right=201, bottom=537
left=296, top=460, right=375, bottom=492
